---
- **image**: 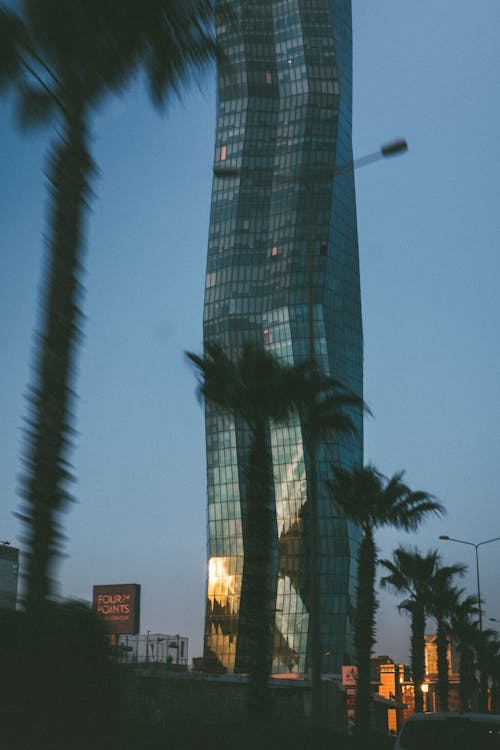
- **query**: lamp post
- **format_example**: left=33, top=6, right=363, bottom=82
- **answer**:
left=439, top=535, right=500, bottom=632
left=214, top=138, right=407, bottom=722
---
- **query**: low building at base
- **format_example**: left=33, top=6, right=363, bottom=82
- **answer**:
left=0, top=543, right=19, bottom=610
left=114, top=632, right=188, bottom=667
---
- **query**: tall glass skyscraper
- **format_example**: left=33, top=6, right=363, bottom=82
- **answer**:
left=203, top=0, right=362, bottom=675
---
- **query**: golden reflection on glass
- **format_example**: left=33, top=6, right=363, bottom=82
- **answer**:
left=206, top=556, right=242, bottom=672
left=208, top=557, right=238, bottom=597
left=269, top=390, right=309, bottom=674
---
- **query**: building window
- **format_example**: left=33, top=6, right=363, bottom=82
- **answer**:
left=265, top=70, right=273, bottom=84
left=271, top=244, right=278, bottom=257
left=220, top=144, right=227, bottom=161
left=263, top=327, right=271, bottom=345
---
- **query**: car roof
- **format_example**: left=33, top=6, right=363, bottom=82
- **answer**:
left=403, top=713, right=500, bottom=723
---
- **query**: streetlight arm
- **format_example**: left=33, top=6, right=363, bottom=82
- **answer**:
left=352, top=139, right=408, bottom=170
left=440, top=535, right=500, bottom=549
left=439, top=536, right=477, bottom=548
left=477, top=536, right=500, bottom=548
left=214, top=138, right=408, bottom=182
left=439, top=534, right=500, bottom=633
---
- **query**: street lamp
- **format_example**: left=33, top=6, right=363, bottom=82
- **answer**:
left=351, top=137, right=408, bottom=169
left=214, top=138, right=408, bottom=182
left=438, top=535, right=500, bottom=632
left=421, top=682, right=429, bottom=711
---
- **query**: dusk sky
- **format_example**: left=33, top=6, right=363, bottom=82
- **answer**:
left=1, top=2, right=499, bottom=664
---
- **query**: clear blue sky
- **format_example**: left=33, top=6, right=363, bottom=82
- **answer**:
left=1, top=2, right=499, bottom=664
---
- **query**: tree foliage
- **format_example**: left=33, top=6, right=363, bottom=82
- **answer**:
left=0, top=0, right=218, bottom=611
left=188, top=343, right=363, bottom=715
left=329, top=466, right=443, bottom=733
left=379, top=547, right=440, bottom=713
left=426, top=565, right=466, bottom=711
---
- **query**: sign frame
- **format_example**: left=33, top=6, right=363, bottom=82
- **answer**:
left=92, top=583, right=141, bottom=635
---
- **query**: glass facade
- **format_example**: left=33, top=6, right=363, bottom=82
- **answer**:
left=203, top=0, right=363, bottom=675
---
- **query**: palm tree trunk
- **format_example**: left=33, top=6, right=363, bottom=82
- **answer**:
left=21, top=99, right=92, bottom=614
left=458, top=646, right=474, bottom=712
left=354, top=528, right=376, bottom=734
left=237, top=421, right=277, bottom=717
left=411, top=604, right=426, bottom=713
left=491, top=677, right=499, bottom=714
left=478, top=650, right=489, bottom=713
left=436, top=624, right=450, bottom=711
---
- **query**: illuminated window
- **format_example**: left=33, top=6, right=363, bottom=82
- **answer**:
left=220, top=144, right=227, bottom=161
left=263, top=327, right=271, bottom=345
left=266, top=70, right=273, bottom=84
left=271, top=244, right=278, bottom=257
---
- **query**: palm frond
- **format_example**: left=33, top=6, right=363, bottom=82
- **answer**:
left=391, top=492, right=445, bottom=532
left=186, top=344, right=239, bottom=410
left=0, top=7, right=26, bottom=90
left=16, top=82, right=57, bottom=131
left=131, top=0, right=219, bottom=109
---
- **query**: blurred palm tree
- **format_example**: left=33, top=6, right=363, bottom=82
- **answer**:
left=0, top=0, right=218, bottom=612
left=486, top=632, right=500, bottom=713
left=187, top=343, right=362, bottom=716
left=379, top=546, right=440, bottom=713
left=476, top=627, right=500, bottom=712
left=188, top=343, right=305, bottom=714
left=329, top=466, right=443, bottom=733
left=449, top=594, right=481, bottom=711
left=427, top=566, right=466, bottom=711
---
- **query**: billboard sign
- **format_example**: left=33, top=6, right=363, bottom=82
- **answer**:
left=342, top=665, right=358, bottom=686
left=92, top=583, right=140, bottom=634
